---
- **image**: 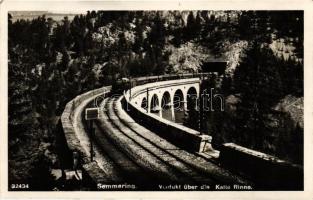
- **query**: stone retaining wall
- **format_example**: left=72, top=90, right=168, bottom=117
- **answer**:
left=219, top=143, right=303, bottom=190
left=60, top=86, right=110, bottom=185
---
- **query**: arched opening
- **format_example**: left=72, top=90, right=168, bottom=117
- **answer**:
left=161, top=91, right=172, bottom=121
left=185, top=86, right=199, bottom=131
left=141, top=97, right=147, bottom=110
left=161, top=91, right=171, bottom=108
left=173, top=89, right=184, bottom=110
left=173, top=89, right=184, bottom=123
left=150, top=94, right=160, bottom=114
left=187, top=87, right=198, bottom=111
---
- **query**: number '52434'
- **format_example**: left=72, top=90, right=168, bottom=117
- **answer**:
left=11, top=184, right=29, bottom=189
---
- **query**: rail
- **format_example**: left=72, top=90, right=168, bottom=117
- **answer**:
left=122, top=77, right=213, bottom=153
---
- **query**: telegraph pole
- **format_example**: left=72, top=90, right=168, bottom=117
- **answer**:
left=199, top=73, right=204, bottom=135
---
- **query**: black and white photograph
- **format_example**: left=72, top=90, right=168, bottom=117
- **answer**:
left=4, top=4, right=307, bottom=195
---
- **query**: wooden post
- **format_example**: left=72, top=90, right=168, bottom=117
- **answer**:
left=146, top=88, right=150, bottom=113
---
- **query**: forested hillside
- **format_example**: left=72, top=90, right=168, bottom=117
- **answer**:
left=8, top=11, right=303, bottom=189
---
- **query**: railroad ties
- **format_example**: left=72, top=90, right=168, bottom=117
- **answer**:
left=85, top=93, right=249, bottom=189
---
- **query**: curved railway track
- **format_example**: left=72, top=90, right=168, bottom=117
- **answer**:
left=84, top=94, right=249, bottom=188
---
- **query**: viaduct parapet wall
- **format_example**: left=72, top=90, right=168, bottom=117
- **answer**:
left=123, top=78, right=212, bottom=153
left=60, top=86, right=111, bottom=184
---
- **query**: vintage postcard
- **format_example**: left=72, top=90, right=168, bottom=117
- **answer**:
left=0, top=0, right=312, bottom=199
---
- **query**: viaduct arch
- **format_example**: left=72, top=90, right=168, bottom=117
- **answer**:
left=130, top=78, right=200, bottom=122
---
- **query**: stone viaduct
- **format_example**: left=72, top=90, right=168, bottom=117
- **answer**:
left=128, top=78, right=200, bottom=121
left=60, top=74, right=303, bottom=190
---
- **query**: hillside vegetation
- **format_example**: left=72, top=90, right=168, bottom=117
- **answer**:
left=8, top=11, right=303, bottom=189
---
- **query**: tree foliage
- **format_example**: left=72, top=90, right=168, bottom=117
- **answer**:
left=8, top=10, right=304, bottom=187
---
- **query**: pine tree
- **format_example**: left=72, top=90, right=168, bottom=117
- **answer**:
left=232, top=42, right=286, bottom=150
left=184, top=11, right=197, bottom=41
left=133, top=18, right=144, bottom=53
left=194, top=12, right=202, bottom=40
left=147, top=14, right=166, bottom=74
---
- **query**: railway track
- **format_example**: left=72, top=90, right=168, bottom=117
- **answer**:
left=97, top=98, right=186, bottom=184
left=86, top=94, right=250, bottom=188
left=113, top=96, right=248, bottom=184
